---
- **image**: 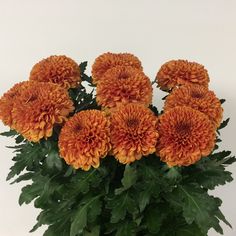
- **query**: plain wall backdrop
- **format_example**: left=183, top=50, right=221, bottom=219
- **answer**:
left=0, top=0, right=235, bottom=235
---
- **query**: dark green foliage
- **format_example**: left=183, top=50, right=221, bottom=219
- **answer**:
left=0, top=129, right=18, bottom=137
left=69, top=85, right=99, bottom=113
left=3, top=63, right=235, bottom=236
left=219, top=118, right=230, bottom=130
left=79, top=61, right=95, bottom=87
left=70, top=194, right=102, bottom=236
left=157, top=217, right=205, bottom=236
left=170, top=185, right=223, bottom=234
left=220, top=99, right=226, bottom=104
left=217, top=118, right=230, bottom=135
left=161, top=94, right=169, bottom=100
left=149, top=105, right=159, bottom=116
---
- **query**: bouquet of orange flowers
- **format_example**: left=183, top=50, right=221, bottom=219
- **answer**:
left=0, top=53, right=234, bottom=236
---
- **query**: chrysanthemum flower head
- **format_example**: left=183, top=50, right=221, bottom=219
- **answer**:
left=164, top=84, right=223, bottom=128
left=96, top=66, right=152, bottom=108
left=157, top=106, right=216, bottom=167
left=29, top=55, right=81, bottom=89
left=110, top=103, right=159, bottom=164
left=58, top=110, right=111, bottom=170
left=0, top=81, right=34, bottom=127
left=11, top=82, right=74, bottom=142
left=91, top=52, right=143, bottom=84
left=156, top=60, right=209, bottom=91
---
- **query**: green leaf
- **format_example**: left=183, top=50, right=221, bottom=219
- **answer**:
left=31, top=202, right=73, bottom=233
left=220, top=99, right=226, bottom=104
left=15, top=135, right=24, bottom=143
left=7, top=158, right=27, bottom=181
left=84, top=225, right=100, bottom=236
left=64, top=166, right=75, bottom=177
left=30, top=221, right=42, bottom=233
left=210, top=151, right=231, bottom=161
left=69, top=88, right=78, bottom=101
left=149, top=104, right=159, bottom=115
left=165, top=166, right=181, bottom=181
left=34, top=176, right=61, bottom=208
left=137, top=181, right=158, bottom=212
left=195, top=168, right=233, bottom=190
left=138, top=187, right=151, bottom=212
left=222, top=156, right=236, bottom=165
left=177, top=184, right=223, bottom=234
left=145, top=206, right=167, bottom=234
left=107, top=192, right=137, bottom=223
left=18, top=173, right=58, bottom=207
left=0, top=129, right=17, bottom=137
left=122, top=165, right=137, bottom=189
left=155, top=216, right=204, bottom=236
left=43, top=221, right=71, bottom=236
left=79, top=61, right=88, bottom=74
left=175, top=223, right=205, bottom=236
left=163, top=191, right=183, bottom=212
left=115, top=164, right=137, bottom=194
left=105, top=220, right=136, bottom=236
left=79, top=61, right=95, bottom=87
left=10, top=172, right=34, bottom=184
left=216, top=138, right=222, bottom=143
left=6, top=142, right=46, bottom=180
left=69, top=169, right=101, bottom=194
left=135, top=160, right=162, bottom=213
left=209, top=151, right=236, bottom=165
left=46, top=150, right=63, bottom=171
left=115, top=221, right=136, bottom=236
left=72, top=86, right=98, bottom=112
left=162, top=94, right=169, bottom=100
left=71, top=207, right=87, bottom=236
left=82, top=74, right=94, bottom=85
left=218, top=118, right=230, bottom=130
left=188, top=151, right=235, bottom=189
left=87, top=197, right=102, bottom=223
left=70, top=195, right=102, bottom=236
left=19, top=182, right=43, bottom=205
left=215, top=209, right=232, bottom=228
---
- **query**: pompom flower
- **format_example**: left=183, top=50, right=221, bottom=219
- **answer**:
left=91, top=52, right=143, bottom=84
left=157, top=106, right=216, bottom=167
left=96, top=66, right=152, bottom=108
left=11, top=82, right=74, bottom=142
left=164, top=84, right=223, bottom=128
left=58, top=110, right=111, bottom=170
left=156, top=60, right=209, bottom=91
left=29, top=55, right=81, bottom=89
left=110, top=103, right=159, bottom=164
left=0, top=81, right=34, bottom=127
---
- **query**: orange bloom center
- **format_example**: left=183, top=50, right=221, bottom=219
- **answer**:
left=175, top=121, right=191, bottom=136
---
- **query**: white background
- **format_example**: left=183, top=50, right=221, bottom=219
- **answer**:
left=0, top=0, right=235, bottom=235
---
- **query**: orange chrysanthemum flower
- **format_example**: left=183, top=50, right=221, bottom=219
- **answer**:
left=91, top=52, right=143, bottom=84
left=11, top=82, right=74, bottom=142
left=0, top=81, right=34, bottom=127
left=58, top=110, right=111, bottom=170
left=156, top=60, right=209, bottom=91
left=110, top=103, right=159, bottom=164
left=164, top=84, right=223, bottom=128
left=96, top=66, right=152, bottom=108
left=157, top=106, right=216, bottom=167
left=29, top=55, right=81, bottom=89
